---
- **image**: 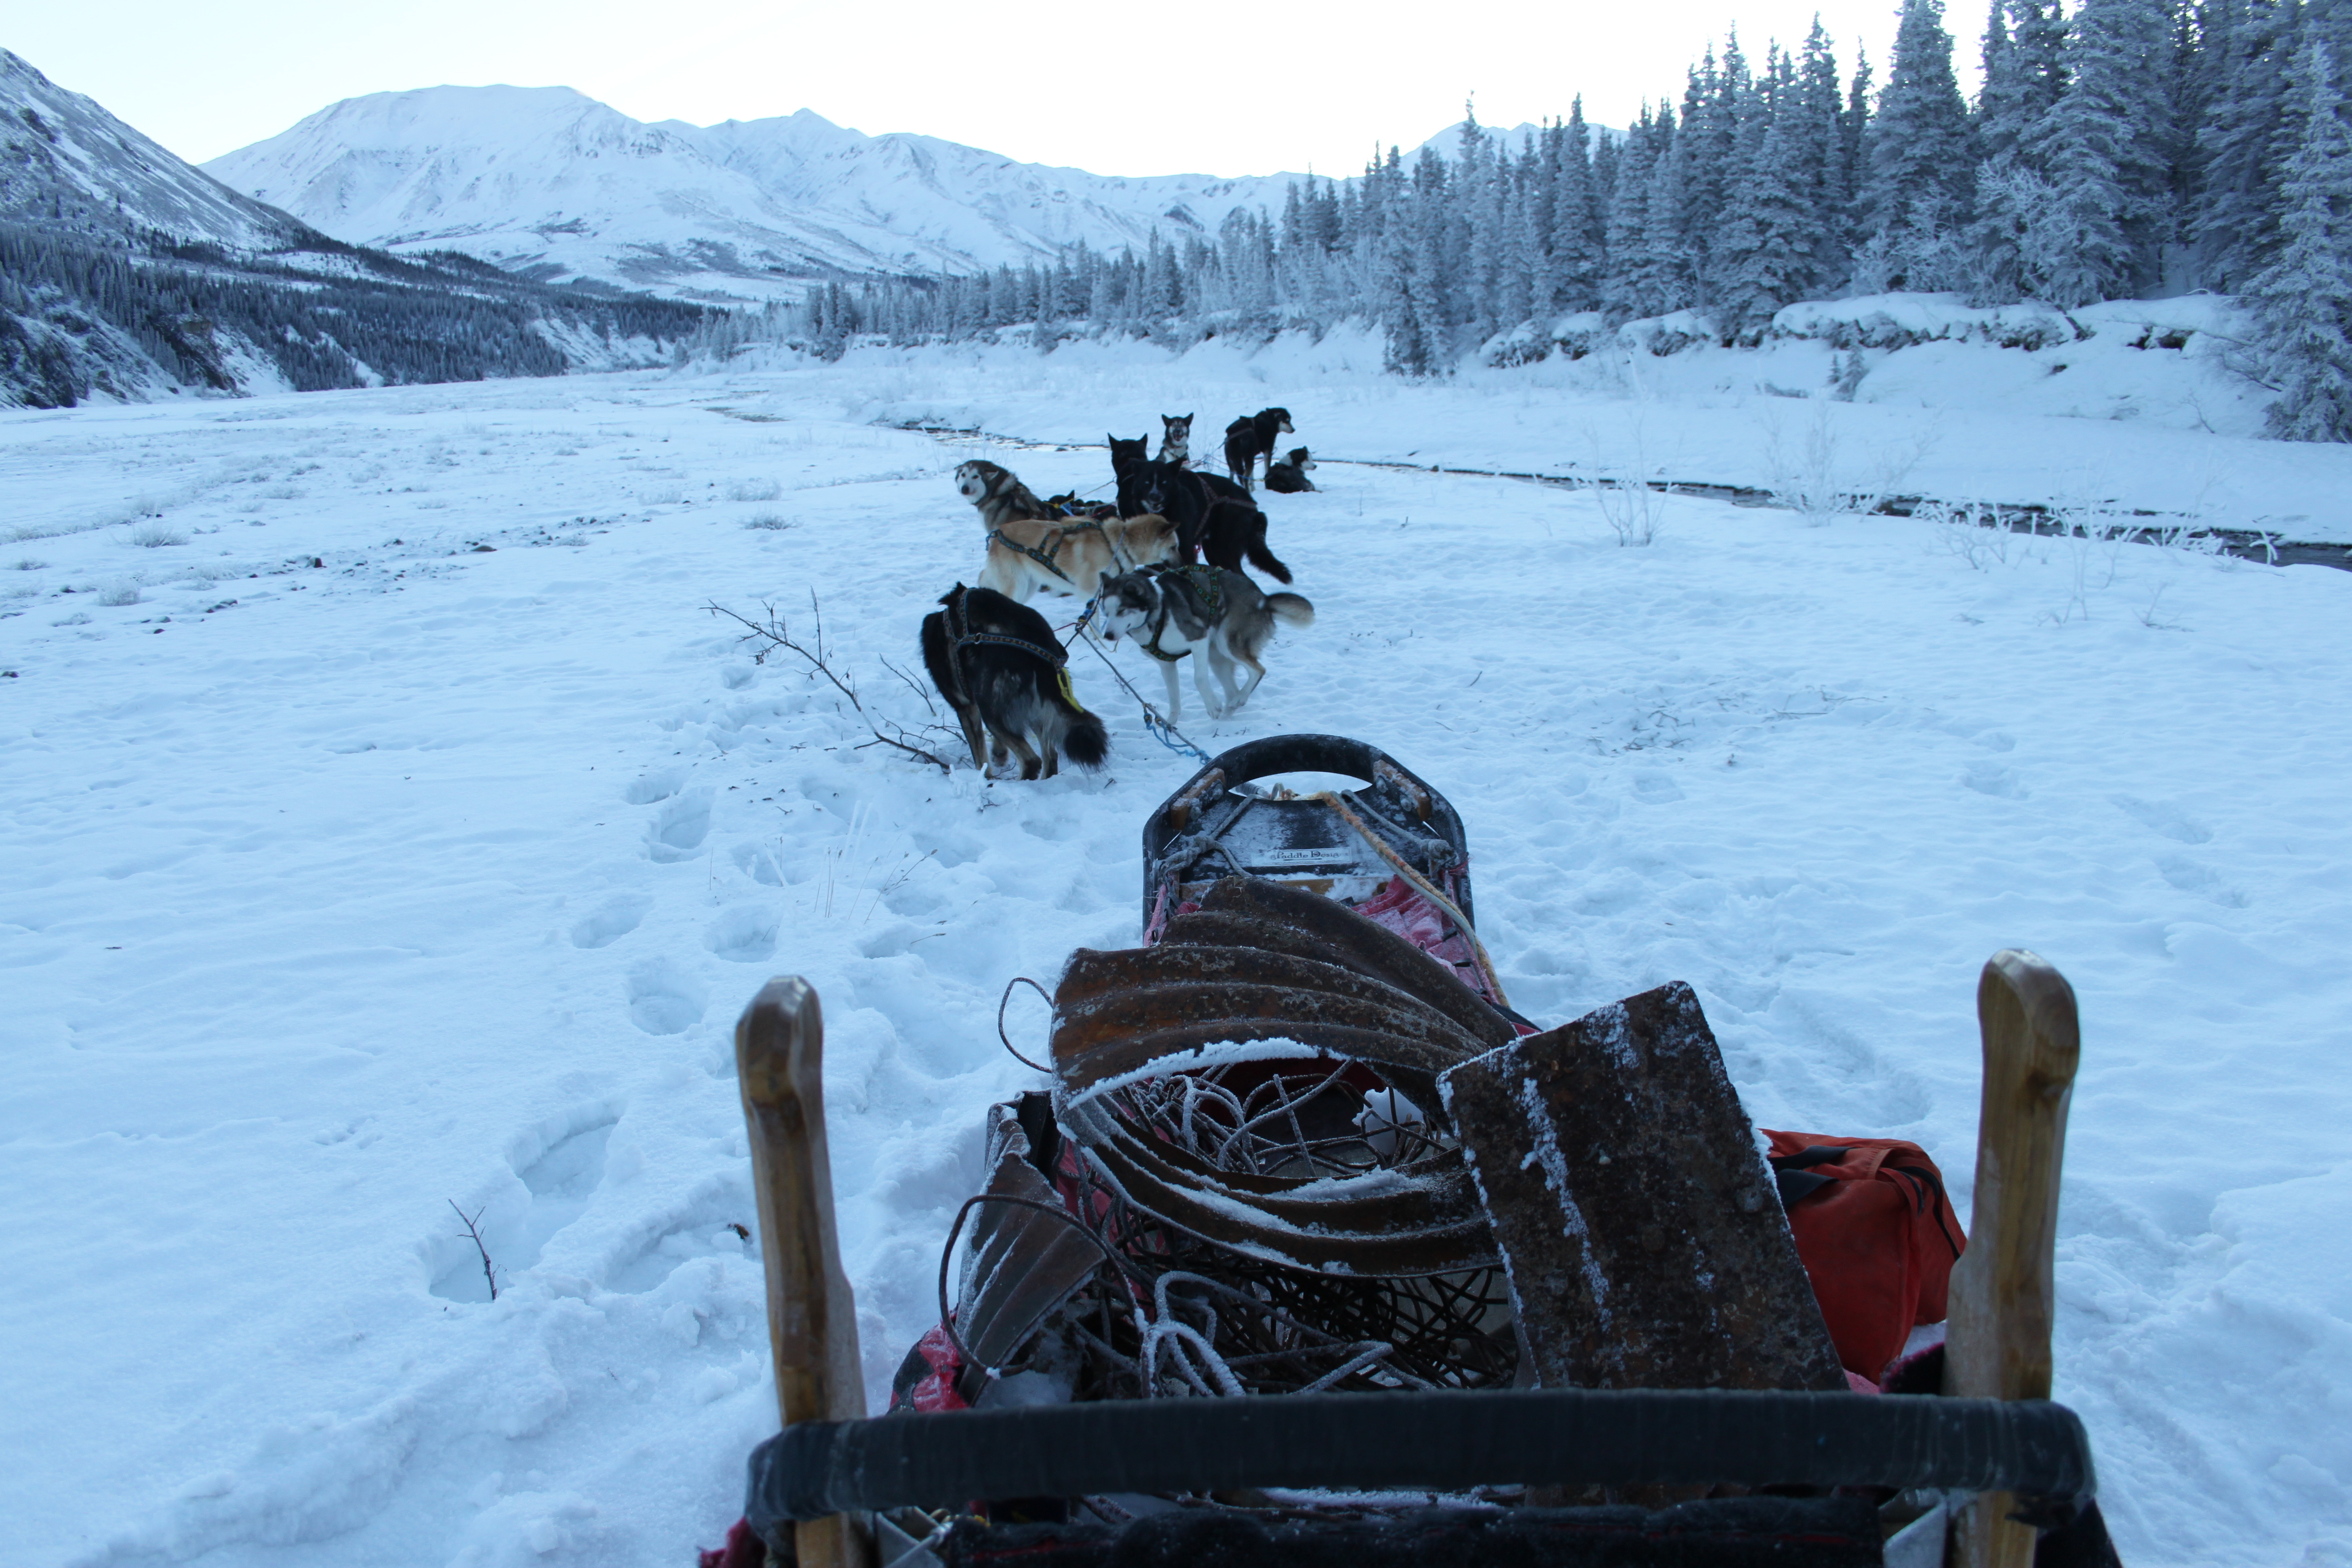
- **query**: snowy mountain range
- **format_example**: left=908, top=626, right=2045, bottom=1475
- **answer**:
left=204, top=87, right=1314, bottom=302
left=1, top=49, right=314, bottom=251
left=0, top=51, right=709, bottom=409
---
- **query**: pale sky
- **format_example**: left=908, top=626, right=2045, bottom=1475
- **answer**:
left=4, top=0, right=1934, bottom=176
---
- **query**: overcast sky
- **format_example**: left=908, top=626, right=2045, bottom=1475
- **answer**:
left=7, top=0, right=1937, bottom=175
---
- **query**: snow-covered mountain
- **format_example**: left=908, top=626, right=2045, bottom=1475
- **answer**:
left=0, top=51, right=711, bottom=410
left=204, top=86, right=1308, bottom=302
left=1, top=49, right=313, bottom=250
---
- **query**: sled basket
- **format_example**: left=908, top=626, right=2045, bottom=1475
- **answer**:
left=714, top=738, right=2122, bottom=1568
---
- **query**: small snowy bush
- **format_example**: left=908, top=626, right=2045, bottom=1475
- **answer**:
left=743, top=514, right=793, bottom=531
left=727, top=478, right=783, bottom=502
left=99, top=584, right=142, bottom=607
left=11, top=558, right=46, bottom=571
left=130, top=523, right=188, bottom=548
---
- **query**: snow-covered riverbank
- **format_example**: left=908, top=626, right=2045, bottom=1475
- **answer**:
left=4, top=353, right=2348, bottom=1567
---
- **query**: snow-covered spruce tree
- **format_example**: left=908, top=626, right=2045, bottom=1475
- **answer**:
left=1680, top=41, right=1744, bottom=303
left=1551, top=102, right=1608, bottom=311
left=1859, top=0, right=1976, bottom=290
left=2247, top=41, right=2352, bottom=441
left=1519, top=129, right=1558, bottom=321
left=1796, top=22, right=1854, bottom=293
left=1716, top=48, right=1824, bottom=335
left=2192, top=0, right=2301, bottom=289
left=1496, top=138, right=1538, bottom=334
left=1967, top=0, right=2071, bottom=301
left=2027, top=0, right=2179, bottom=305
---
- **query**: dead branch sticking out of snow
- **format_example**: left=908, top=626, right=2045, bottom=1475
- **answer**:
left=708, top=596, right=956, bottom=775
left=448, top=1200, right=499, bottom=1301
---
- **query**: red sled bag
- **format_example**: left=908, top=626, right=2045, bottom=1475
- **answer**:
left=1761, top=1130, right=1967, bottom=1384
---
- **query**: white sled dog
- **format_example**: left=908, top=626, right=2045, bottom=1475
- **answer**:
left=981, top=513, right=1183, bottom=602
left=1097, top=564, right=1313, bottom=722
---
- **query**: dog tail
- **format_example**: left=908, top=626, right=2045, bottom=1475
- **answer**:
left=1265, top=592, right=1314, bottom=628
left=1243, top=523, right=1293, bottom=584
left=1058, top=694, right=1111, bottom=769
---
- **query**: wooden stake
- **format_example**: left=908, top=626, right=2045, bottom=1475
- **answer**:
left=737, top=978, right=871, bottom=1568
left=1944, top=950, right=2080, bottom=1568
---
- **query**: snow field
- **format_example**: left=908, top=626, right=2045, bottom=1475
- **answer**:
left=2, top=353, right=2349, bottom=1568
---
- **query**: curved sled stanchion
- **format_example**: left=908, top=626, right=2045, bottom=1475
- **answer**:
left=737, top=979, right=873, bottom=1568
left=744, top=1388, right=2098, bottom=1525
left=1945, top=950, right=2083, bottom=1568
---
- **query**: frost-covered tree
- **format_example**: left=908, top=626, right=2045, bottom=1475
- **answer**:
left=2247, top=42, right=2352, bottom=440
left=1551, top=101, right=1607, bottom=310
left=2193, top=0, right=2301, bottom=288
left=1968, top=0, right=2073, bottom=300
left=1716, top=48, right=1822, bottom=332
left=2029, top=0, right=2178, bottom=304
left=1602, top=109, right=1663, bottom=317
left=1796, top=22, right=1853, bottom=290
left=1859, top=0, right=1976, bottom=289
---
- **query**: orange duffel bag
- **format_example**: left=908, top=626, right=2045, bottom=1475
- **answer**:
left=1761, top=1130, right=1967, bottom=1383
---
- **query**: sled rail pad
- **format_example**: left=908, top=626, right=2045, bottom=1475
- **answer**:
left=747, top=1387, right=2095, bottom=1523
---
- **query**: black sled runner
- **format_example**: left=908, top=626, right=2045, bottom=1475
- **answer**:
left=711, top=737, right=2120, bottom=1568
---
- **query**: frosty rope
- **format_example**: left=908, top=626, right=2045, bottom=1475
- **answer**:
left=1307, top=789, right=1512, bottom=1010
left=1066, top=601, right=1213, bottom=763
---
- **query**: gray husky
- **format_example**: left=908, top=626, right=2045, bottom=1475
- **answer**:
left=1097, top=564, right=1313, bottom=722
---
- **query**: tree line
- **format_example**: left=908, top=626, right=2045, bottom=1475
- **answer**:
left=0, top=224, right=717, bottom=409
left=804, top=0, right=2352, bottom=441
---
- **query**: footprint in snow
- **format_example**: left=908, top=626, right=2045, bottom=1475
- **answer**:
left=646, top=790, right=713, bottom=861
left=627, top=956, right=706, bottom=1035
left=1962, top=762, right=2027, bottom=799
left=2111, top=794, right=2212, bottom=844
left=429, top=1107, right=619, bottom=1301
left=570, top=893, right=652, bottom=949
left=703, top=906, right=779, bottom=964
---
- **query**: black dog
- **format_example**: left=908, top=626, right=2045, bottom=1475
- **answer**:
left=1222, top=407, right=1294, bottom=491
left=1115, top=458, right=1292, bottom=584
left=1264, top=447, right=1317, bottom=493
left=920, top=585, right=1107, bottom=780
left=1109, top=433, right=1152, bottom=489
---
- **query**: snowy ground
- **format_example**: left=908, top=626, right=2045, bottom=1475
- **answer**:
left=4, top=345, right=2350, bottom=1568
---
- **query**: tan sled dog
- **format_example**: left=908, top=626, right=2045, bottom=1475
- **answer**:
left=981, top=512, right=1182, bottom=603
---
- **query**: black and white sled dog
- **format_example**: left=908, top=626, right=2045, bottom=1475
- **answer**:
left=1222, top=406, right=1295, bottom=490
left=1097, top=565, right=1313, bottom=722
left=920, top=585, right=1107, bottom=780
left=1157, top=413, right=1193, bottom=466
left=1264, top=447, right=1317, bottom=493
left=954, top=459, right=1051, bottom=530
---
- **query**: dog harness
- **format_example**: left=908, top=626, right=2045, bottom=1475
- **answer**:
left=987, top=516, right=1139, bottom=585
left=942, top=587, right=1086, bottom=711
left=1136, top=566, right=1224, bottom=665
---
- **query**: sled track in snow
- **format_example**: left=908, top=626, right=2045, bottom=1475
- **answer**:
left=894, top=420, right=2352, bottom=574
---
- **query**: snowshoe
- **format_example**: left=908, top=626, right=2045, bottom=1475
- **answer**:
left=709, top=737, right=2121, bottom=1568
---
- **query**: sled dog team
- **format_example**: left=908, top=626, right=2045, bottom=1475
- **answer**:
left=922, top=408, right=1319, bottom=780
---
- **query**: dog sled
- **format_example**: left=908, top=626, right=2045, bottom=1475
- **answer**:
left=708, top=735, right=2119, bottom=1568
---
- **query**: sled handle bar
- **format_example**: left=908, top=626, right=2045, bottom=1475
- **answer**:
left=748, top=1386, right=2096, bottom=1524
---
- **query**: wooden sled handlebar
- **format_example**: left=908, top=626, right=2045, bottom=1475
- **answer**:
left=737, top=978, right=872, bottom=1568
left=1944, top=950, right=2081, bottom=1568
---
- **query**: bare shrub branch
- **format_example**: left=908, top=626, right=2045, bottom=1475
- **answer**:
left=448, top=1200, right=499, bottom=1301
left=708, top=595, right=956, bottom=774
